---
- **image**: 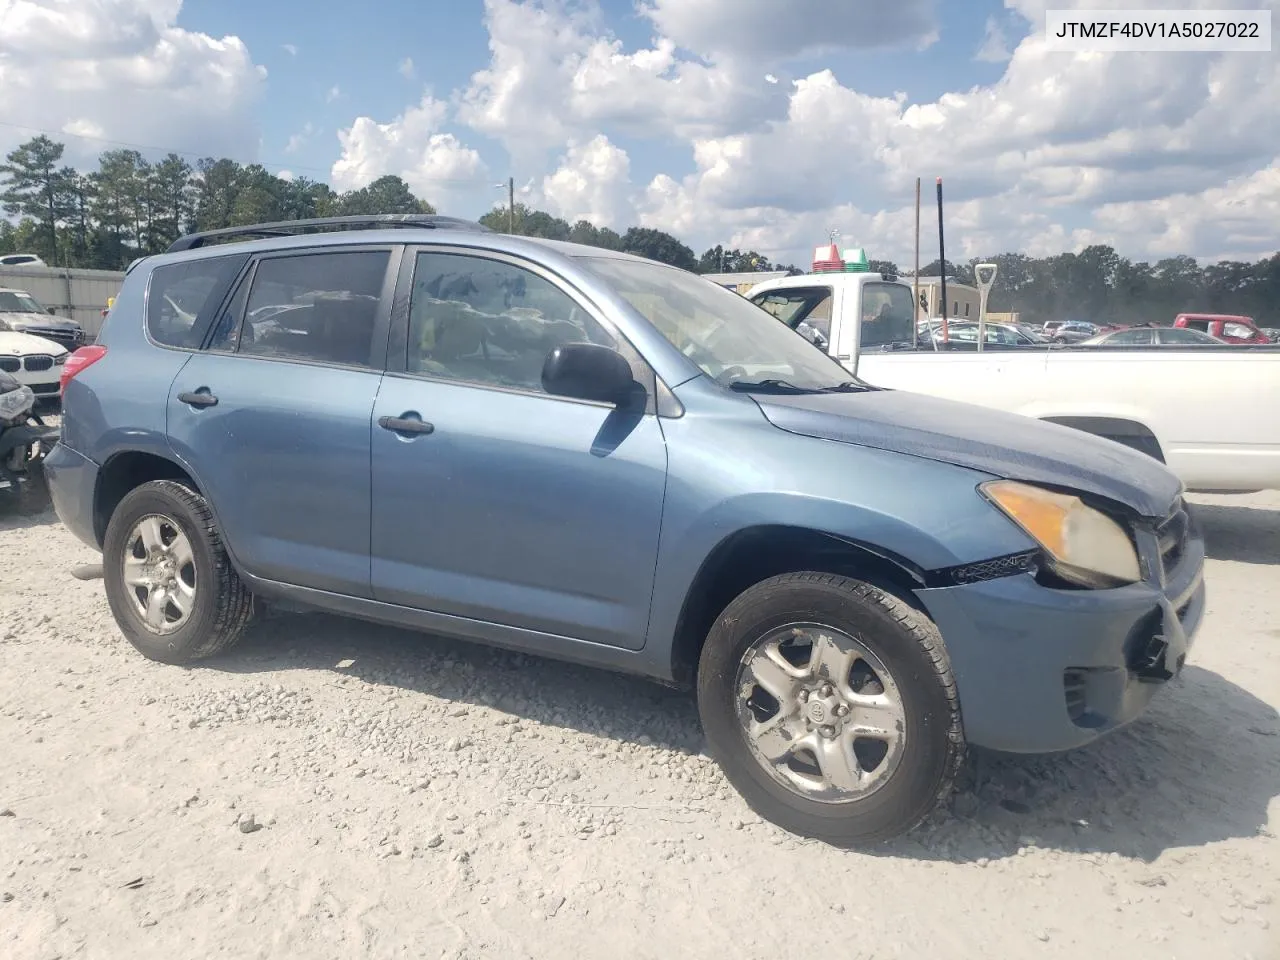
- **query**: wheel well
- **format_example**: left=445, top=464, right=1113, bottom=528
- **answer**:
left=93, top=452, right=198, bottom=546
left=668, top=525, right=926, bottom=688
left=1040, top=416, right=1165, bottom=463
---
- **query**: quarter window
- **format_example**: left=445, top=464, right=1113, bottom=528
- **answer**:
left=235, top=251, right=390, bottom=367
left=146, top=254, right=249, bottom=349
left=406, top=252, right=618, bottom=394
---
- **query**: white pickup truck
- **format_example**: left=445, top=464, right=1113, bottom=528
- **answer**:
left=746, top=271, right=1280, bottom=493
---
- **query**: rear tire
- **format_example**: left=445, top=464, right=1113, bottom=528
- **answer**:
left=102, top=480, right=253, bottom=664
left=697, top=572, right=964, bottom=844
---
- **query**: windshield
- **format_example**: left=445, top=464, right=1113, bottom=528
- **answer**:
left=0, top=291, right=44, bottom=314
left=579, top=256, right=862, bottom=392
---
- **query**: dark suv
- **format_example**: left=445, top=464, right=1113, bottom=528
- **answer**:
left=45, top=215, right=1205, bottom=843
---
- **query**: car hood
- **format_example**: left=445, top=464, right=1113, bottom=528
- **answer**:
left=0, top=330, right=69, bottom=356
left=755, top=388, right=1182, bottom=519
left=0, top=311, right=78, bottom=329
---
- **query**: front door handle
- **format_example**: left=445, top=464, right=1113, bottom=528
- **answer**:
left=378, top=414, right=434, bottom=436
left=178, top=390, right=218, bottom=408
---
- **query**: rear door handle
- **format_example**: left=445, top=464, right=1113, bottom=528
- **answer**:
left=177, top=390, right=218, bottom=408
left=378, top=415, right=434, bottom=436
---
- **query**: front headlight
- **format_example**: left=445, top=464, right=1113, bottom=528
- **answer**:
left=980, top=479, right=1141, bottom=588
left=0, top=384, right=35, bottom=422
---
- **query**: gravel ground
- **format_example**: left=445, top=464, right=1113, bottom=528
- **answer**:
left=1, top=473, right=1278, bottom=960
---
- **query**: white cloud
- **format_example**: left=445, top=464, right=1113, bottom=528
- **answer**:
left=61, top=118, right=106, bottom=140
left=540, top=135, right=633, bottom=227
left=625, top=0, right=1280, bottom=266
left=332, top=95, right=487, bottom=209
left=398, top=57, right=415, bottom=80
left=277, top=169, right=295, bottom=182
left=282, top=43, right=298, bottom=56
left=457, top=0, right=791, bottom=168
left=326, top=85, right=341, bottom=103
left=0, top=0, right=266, bottom=165
left=975, top=16, right=1011, bottom=62
left=285, top=122, right=316, bottom=154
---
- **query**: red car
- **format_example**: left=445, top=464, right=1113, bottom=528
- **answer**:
left=1173, top=313, right=1270, bottom=344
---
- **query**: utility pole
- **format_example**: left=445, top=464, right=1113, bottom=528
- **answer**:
left=507, top=177, right=515, bottom=234
left=936, top=178, right=948, bottom=344
left=913, top=177, right=920, bottom=350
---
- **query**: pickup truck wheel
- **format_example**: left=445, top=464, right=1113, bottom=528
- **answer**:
left=697, top=572, right=964, bottom=844
left=102, top=480, right=253, bottom=664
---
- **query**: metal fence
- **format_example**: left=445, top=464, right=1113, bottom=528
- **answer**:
left=0, top=265, right=126, bottom=338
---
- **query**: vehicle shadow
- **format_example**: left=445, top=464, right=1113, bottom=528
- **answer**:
left=205, top=612, right=1279, bottom=862
left=206, top=609, right=705, bottom=755
left=1195, top=501, right=1280, bottom=565
left=878, top=663, right=1280, bottom=863
left=0, top=470, right=58, bottom=532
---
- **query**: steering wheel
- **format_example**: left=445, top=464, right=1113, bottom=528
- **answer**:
left=681, top=341, right=729, bottom=376
left=718, top=365, right=749, bottom=383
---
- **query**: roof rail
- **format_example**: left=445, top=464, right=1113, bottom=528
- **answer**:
left=166, top=214, right=491, bottom=253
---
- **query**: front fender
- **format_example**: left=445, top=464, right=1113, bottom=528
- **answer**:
left=644, top=394, right=1040, bottom=660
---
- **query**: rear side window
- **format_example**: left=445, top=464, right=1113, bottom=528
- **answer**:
left=146, top=254, right=249, bottom=348
left=1106, top=328, right=1155, bottom=344
left=860, top=281, right=917, bottom=349
left=234, top=251, right=391, bottom=368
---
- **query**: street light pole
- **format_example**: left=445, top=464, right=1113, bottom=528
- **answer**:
left=507, top=177, right=515, bottom=234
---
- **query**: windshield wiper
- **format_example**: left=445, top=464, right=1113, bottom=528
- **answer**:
left=726, top=378, right=816, bottom=394
left=820, top=381, right=870, bottom=393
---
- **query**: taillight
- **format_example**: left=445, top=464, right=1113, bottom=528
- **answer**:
left=60, top=345, right=107, bottom=395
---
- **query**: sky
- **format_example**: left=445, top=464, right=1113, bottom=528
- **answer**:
left=0, top=0, right=1277, bottom=267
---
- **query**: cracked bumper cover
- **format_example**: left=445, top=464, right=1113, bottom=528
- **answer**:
left=916, top=526, right=1205, bottom=754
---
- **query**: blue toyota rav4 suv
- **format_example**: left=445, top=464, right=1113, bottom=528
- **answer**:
left=46, top=215, right=1205, bottom=843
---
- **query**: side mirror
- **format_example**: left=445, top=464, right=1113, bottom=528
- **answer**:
left=542, top=342, right=635, bottom=406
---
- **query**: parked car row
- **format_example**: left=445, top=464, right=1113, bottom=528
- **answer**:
left=0, top=287, right=80, bottom=401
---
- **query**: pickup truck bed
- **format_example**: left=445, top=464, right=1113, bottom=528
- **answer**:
left=857, top=344, right=1280, bottom=493
left=745, top=271, right=1280, bottom=494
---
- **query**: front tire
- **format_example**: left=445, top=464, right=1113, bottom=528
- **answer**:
left=697, top=572, right=964, bottom=844
left=102, top=480, right=253, bottom=664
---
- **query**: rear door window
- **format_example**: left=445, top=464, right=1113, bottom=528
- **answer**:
left=146, top=254, right=250, bottom=348
left=230, top=250, right=392, bottom=368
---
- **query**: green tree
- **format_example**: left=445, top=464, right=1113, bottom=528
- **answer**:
left=229, top=164, right=288, bottom=226
left=568, top=219, right=623, bottom=249
left=622, top=227, right=696, bottom=270
left=150, top=154, right=195, bottom=248
left=192, top=157, right=243, bottom=232
left=0, top=135, right=73, bottom=262
left=335, top=175, right=434, bottom=216
left=868, top=259, right=899, bottom=281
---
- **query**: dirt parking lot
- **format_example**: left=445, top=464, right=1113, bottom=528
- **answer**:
left=1, top=480, right=1278, bottom=960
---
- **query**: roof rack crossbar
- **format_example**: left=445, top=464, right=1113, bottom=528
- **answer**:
left=166, top=214, right=490, bottom=253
